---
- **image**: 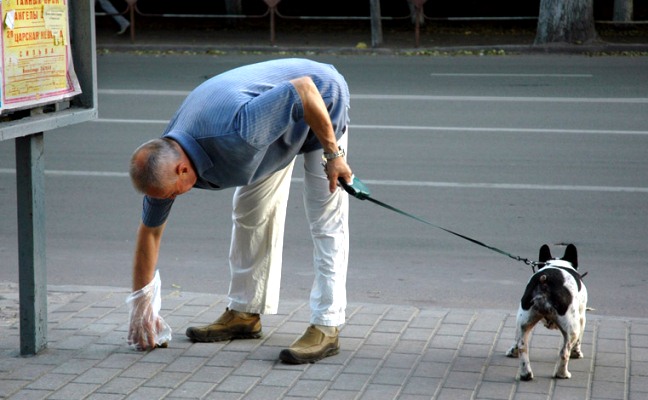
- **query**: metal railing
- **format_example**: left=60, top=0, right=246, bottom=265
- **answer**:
left=97, top=0, right=647, bottom=48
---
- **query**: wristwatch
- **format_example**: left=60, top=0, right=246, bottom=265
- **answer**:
left=322, top=147, right=346, bottom=161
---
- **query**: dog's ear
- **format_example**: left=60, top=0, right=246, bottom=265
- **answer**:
left=562, top=244, right=578, bottom=269
left=539, top=244, right=552, bottom=263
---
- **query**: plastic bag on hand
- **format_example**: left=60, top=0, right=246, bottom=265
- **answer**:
left=126, top=270, right=172, bottom=350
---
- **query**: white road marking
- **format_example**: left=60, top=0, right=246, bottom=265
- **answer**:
left=94, top=118, right=648, bottom=136
left=429, top=73, right=593, bottom=78
left=98, top=89, right=648, bottom=104
left=0, top=169, right=646, bottom=193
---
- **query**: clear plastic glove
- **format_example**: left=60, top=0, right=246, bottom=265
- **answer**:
left=126, top=270, right=172, bottom=350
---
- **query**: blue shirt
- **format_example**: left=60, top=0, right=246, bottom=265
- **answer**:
left=141, top=58, right=350, bottom=227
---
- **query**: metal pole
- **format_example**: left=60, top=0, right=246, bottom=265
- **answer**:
left=369, top=0, right=383, bottom=47
left=15, top=133, right=48, bottom=356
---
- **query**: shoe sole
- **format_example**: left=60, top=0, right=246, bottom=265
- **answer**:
left=186, top=330, right=262, bottom=343
left=279, top=346, right=340, bottom=364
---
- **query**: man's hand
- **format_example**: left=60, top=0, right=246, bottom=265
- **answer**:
left=127, top=295, right=167, bottom=350
left=126, top=270, right=172, bottom=351
left=324, top=156, right=353, bottom=193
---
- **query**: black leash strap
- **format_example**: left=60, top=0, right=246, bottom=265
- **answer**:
left=339, top=176, right=537, bottom=268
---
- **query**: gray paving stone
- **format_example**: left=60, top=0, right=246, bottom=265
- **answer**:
left=631, top=360, right=648, bottom=376
left=120, top=362, right=166, bottom=379
left=164, top=355, right=208, bottom=373
left=26, top=373, right=74, bottom=391
left=124, top=386, right=171, bottom=399
left=384, top=352, right=420, bottom=369
left=401, top=376, right=441, bottom=396
left=215, top=374, right=260, bottom=393
left=400, top=327, right=434, bottom=341
left=365, top=331, right=399, bottom=346
left=300, top=363, right=342, bottom=381
left=286, top=379, right=330, bottom=398
left=354, top=343, right=391, bottom=359
left=437, top=323, right=470, bottom=336
left=436, top=387, right=474, bottom=400
left=205, top=350, right=248, bottom=367
left=168, top=381, right=217, bottom=398
left=475, top=381, right=515, bottom=399
left=444, top=370, right=481, bottom=390
left=452, top=356, right=488, bottom=373
left=330, top=372, right=371, bottom=391
left=429, top=335, right=463, bottom=349
left=552, top=385, right=591, bottom=400
left=594, top=365, right=628, bottom=382
left=95, top=377, right=142, bottom=395
left=359, top=383, right=401, bottom=400
left=145, top=371, right=191, bottom=389
left=632, top=348, right=648, bottom=362
left=464, top=330, right=497, bottom=345
left=48, top=382, right=101, bottom=399
left=630, top=374, right=648, bottom=393
left=631, top=334, right=648, bottom=348
left=96, top=352, right=143, bottom=369
left=413, top=361, right=449, bottom=378
left=74, top=367, right=121, bottom=385
left=259, top=369, right=302, bottom=386
left=320, top=389, right=358, bottom=400
left=242, top=385, right=287, bottom=399
left=591, top=380, right=626, bottom=399
left=5, top=389, right=52, bottom=400
left=0, top=379, right=30, bottom=397
left=233, top=359, right=274, bottom=377
left=371, top=366, right=411, bottom=385
left=373, top=319, right=407, bottom=334
left=392, top=339, right=427, bottom=354
left=344, top=357, right=381, bottom=374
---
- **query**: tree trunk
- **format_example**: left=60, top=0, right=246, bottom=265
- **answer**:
left=224, top=0, right=242, bottom=27
left=535, top=0, right=598, bottom=45
left=225, top=0, right=243, bottom=15
left=613, top=0, right=633, bottom=22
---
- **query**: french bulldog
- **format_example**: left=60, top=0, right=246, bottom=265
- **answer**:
left=506, top=244, right=587, bottom=380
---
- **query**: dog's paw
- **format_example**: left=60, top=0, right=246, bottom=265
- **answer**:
left=506, top=346, right=519, bottom=358
left=570, top=349, right=584, bottom=359
left=519, top=371, right=534, bottom=381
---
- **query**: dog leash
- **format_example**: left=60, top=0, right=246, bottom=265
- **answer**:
left=338, top=176, right=542, bottom=270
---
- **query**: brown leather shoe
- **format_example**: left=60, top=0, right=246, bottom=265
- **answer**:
left=279, top=325, right=340, bottom=364
left=185, top=308, right=262, bottom=342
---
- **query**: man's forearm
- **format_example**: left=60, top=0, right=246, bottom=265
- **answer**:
left=289, top=77, right=338, bottom=153
left=132, top=222, right=165, bottom=291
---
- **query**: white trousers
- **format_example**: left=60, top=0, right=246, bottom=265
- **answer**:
left=227, top=134, right=349, bottom=327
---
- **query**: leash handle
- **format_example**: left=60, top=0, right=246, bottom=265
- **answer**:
left=338, top=175, right=371, bottom=200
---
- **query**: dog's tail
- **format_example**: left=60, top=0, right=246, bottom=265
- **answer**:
left=531, top=275, right=554, bottom=315
left=532, top=295, right=554, bottom=315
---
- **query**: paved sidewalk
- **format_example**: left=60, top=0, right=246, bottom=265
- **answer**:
left=1, top=284, right=647, bottom=399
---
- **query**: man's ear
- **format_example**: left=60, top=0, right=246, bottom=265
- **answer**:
left=175, top=162, right=189, bottom=176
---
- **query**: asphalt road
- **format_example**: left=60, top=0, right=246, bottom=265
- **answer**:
left=1, top=54, right=647, bottom=318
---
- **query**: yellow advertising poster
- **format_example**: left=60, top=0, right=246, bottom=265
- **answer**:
left=1, top=0, right=81, bottom=113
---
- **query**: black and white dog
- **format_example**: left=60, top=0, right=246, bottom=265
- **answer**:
left=506, top=244, right=587, bottom=380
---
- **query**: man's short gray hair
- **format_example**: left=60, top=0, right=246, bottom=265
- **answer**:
left=129, top=138, right=181, bottom=194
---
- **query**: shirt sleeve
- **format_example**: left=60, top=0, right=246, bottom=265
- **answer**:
left=141, top=196, right=174, bottom=227
left=236, top=81, right=304, bottom=149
